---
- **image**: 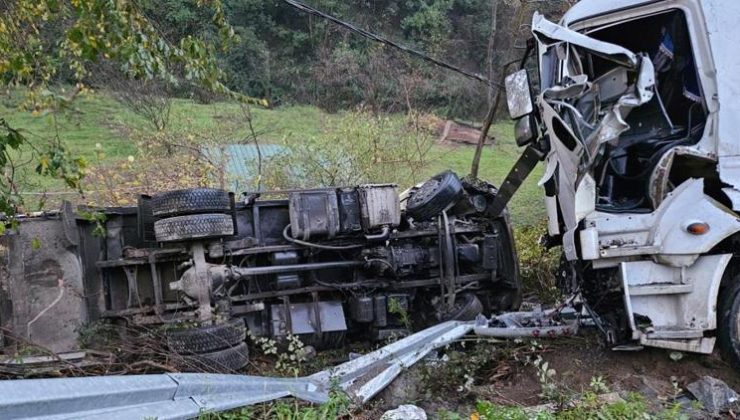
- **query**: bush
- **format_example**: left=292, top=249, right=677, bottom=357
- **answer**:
left=513, top=222, right=561, bottom=303
left=257, top=109, right=434, bottom=189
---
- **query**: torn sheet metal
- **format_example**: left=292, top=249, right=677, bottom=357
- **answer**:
left=0, top=321, right=473, bottom=419
left=538, top=100, right=581, bottom=260
left=533, top=12, right=657, bottom=261
left=314, top=319, right=474, bottom=403
left=532, top=12, right=638, bottom=68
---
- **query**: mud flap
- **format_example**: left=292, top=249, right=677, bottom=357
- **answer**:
left=488, top=144, right=544, bottom=218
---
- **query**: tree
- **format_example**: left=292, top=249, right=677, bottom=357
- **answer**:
left=0, top=0, right=260, bottom=219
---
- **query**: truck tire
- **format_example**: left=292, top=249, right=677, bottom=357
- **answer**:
left=183, top=342, right=249, bottom=372
left=718, top=278, right=740, bottom=369
left=166, top=318, right=246, bottom=354
left=443, top=293, right=484, bottom=321
left=151, top=188, right=231, bottom=217
left=154, top=213, right=234, bottom=242
left=406, top=171, right=464, bottom=221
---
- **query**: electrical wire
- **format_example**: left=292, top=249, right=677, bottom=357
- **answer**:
left=282, top=224, right=365, bottom=250
left=282, top=0, right=501, bottom=89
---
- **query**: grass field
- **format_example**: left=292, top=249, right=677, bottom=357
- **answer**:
left=1, top=91, right=545, bottom=225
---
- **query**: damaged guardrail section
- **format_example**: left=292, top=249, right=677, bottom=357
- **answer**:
left=0, top=321, right=474, bottom=419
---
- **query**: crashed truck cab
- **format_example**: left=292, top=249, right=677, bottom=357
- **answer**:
left=506, top=0, right=740, bottom=358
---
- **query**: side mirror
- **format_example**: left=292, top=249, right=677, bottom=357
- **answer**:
left=514, top=115, right=537, bottom=147
left=505, top=69, right=534, bottom=119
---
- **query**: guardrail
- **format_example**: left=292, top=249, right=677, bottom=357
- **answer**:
left=0, top=321, right=474, bottom=419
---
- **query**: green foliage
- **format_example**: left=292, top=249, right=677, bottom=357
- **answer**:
left=1, top=0, right=237, bottom=91
left=514, top=223, right=560, bottom=302
left=0, top=118, right=24, bottom=215
left=476, top=401, right=553, bottom=420
left=199, top=387, right=351, bottom=420
left=401, top=0, right=455, bottom=52
left=388, top=296, right=412, bottom=330
left=132, top=0, right=533, bottom=117
left=258, top=110, right=433, bottom=188
left=247, top=331, right=309, bottom=377
left=78, top=209, right=107, bottom=237
left=35, top=143, right=87, bottom=190
left=0, top=0, right=263, bottom=218
left=474, top=392, right=685, bottom=420
left=419, top=339, right=526, bottom=397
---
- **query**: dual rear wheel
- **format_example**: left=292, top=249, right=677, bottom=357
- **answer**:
left=151, top=188, right=234, bottom=243
left=165, top=318, right=249, bottom=372
left=153, top=189, right=246, bottom=371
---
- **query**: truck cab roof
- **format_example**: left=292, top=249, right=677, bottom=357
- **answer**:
left=561, top=0, right=661, bottom=26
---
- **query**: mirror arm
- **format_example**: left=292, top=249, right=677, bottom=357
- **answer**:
left=518, top=38, right=535, bottom=70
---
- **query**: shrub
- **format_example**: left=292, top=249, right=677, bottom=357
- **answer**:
left=257, top=109, right=433, bottom=189
left=513, top=222, right=561, bottom=302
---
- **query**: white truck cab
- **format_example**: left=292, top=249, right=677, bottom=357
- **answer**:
left=504, top=0, right=740, bottom=364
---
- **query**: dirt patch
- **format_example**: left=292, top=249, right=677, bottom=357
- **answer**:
left=369, top=331, right=740, bottom=417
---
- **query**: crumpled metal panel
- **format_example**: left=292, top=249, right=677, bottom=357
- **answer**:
left=318, top=320, right=474, bottom=402
left=532, top=11, right=638, bottom=68
left=0, top=321, right=473, bottom=419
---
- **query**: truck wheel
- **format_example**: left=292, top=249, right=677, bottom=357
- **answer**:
left=442, top=293, right=484, bottom=321
left=718, top=278, right=740, bottom=369
left=151, top=188, right=231, bottom=217
left=406, top=171, right=464, bottom=221
left=154, top=213, right=234, bottom=242
left=166, top=318, right=246, bottom=354
left=183, top=342, right=249, bottom=372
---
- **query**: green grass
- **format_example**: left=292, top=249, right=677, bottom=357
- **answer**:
left=1, top=90, right=544, bottom=224
left=425, top=122, right=544, bottom=226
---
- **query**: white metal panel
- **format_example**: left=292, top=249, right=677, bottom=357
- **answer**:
left=703, top=1, right=740, bottom=158
left=561, top=0, right=657, bottom=26
left=705, top=0, right=740, bottom=206
left=585, top=179, right=740, bottom=260
left=620, top=253, right=730, bottom=353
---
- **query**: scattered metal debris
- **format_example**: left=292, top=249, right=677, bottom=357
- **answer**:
left=473, top=308, right=579, bottom=338
left=0, top=311, right=592, bottom=418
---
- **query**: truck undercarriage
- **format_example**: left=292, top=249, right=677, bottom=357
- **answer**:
left=0, top=172, right=521, bottom=368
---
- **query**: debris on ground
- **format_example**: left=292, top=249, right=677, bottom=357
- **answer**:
left=686, top=375, right=739, bottom=415
left=376, top=364, right=426, bottom=408
left=419, top=114, right=494, bottom=145
left=437, top=120, right=494, bottom=145
left=380, top=404, right=427, bottom=420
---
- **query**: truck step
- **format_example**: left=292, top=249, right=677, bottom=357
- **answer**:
left=645, top=328, right=704, bottom=340
left=628, top=283, right=692, bottom=296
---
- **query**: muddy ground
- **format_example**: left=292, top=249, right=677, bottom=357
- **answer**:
left=284, top=330, right=740, bottom=418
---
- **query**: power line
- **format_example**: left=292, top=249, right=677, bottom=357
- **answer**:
left=282, top=0, right=502, bottom=89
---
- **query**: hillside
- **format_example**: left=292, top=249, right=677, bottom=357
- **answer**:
left=1, top=90, right=545, bottom=225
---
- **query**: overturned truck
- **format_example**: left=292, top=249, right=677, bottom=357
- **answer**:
left=0, top=173, right=520, bottom=369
